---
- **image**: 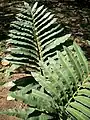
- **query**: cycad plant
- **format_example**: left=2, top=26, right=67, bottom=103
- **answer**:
left=0, top=42, right=90, bottom=120
left=5, top=2, right=71, bottom=72
left=1, top=2, right=90, bottom=120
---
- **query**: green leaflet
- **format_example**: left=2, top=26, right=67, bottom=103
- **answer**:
left=75, top=96, right=90, bottom=108
left=78, top=89, right=90, bottom=97
left=82, top=82, right=90, bottom=89
left=64, top=46, right=83, bottom=80
left=33, top=5, right=45, bottom=17
left=31, top=2, right=38, bottom=13
left=42, top=34, right=70, bottom=54
left=39, top=113, right=49, bottom=120
left=31, top=72, right=57, bottom=96
left=73, top=42, right=89, bottom=76
left=27, top=113, right=51, bottom=120
left=9, top=30, right=33, bottom=38
left=5, top=64, right=20, bottom=78
left=70, top=102, right=90, bottom=118
left=35, top=8, right=47, bottom=21
left=0, top=108, right=50, bottom=120
left=67, top=107, right=89, bottom=120
left=39, top=25, right=62, bottom=40
left=0, top=108, right=35, bottom=119
left=22, top=85, right=39, bottom=94
left=31, top=89, right=55, bottom=112
left=66, top=79, right=90, bottom=120
left=32, top=89, right=53, bottom=102
left=57, top=51, right=77, bottom=88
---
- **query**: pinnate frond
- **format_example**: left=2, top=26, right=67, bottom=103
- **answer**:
left=5, top=2, right=71, bottom=72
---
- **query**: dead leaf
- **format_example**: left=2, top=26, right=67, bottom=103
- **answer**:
left=1, top=60, right=10, bottom=66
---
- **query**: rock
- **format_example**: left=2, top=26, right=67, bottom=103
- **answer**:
left=3, top=81, right=15, bottom=88
left=7, top=95, right=15, bottom=101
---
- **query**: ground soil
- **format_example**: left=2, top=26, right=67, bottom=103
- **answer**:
left=0, top=70, right=28, bottom=120
left=0, top=86, right=20, bottom=120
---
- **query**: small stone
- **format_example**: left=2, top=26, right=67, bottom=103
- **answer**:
left=72, top=18, right=76, bottom=22
left=59, top=14, right=64, bottom=19
left=1, top=59, right=9, bottom=66
left=3, top=81, right=15, bottom=88
left=76, top=32, right=84, bottom=36
left=7, top=95, right=15, bottom=101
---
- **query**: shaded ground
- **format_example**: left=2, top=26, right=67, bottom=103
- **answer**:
left=0, top=86, right=20, bottom=120
left=50, top=2, right=90, bottom=40
left=0, top=72, right=29, bottom=120
left=0, top=59, right=29, bottom=120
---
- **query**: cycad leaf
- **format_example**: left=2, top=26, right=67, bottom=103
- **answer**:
left=73, top=42, right=89, bottom=76
left=78, top=89, right=90, bottom=97
left=82, top=82, right=90, bottom=89
left=57, top=51, right=77, bottom=87
left=0, top=108, right=35, bottom=119
left=64, top=46, right=83, bottom=80
left=43, top=34, right=71, bottom=55
left=75, top=96, right=90, bottom=108
left=66, top=80, right=90, bottom=120
left=39, top=113, right=51, bottom=120
left=32, top=89, right=53, bottom=102
left=70, top=102, right=90, bottom=118
left=31, top=72, right=57, bottom=96
left=67, top=107, right=89, bottom=120
left=5, top=2, right=71, bottom=72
